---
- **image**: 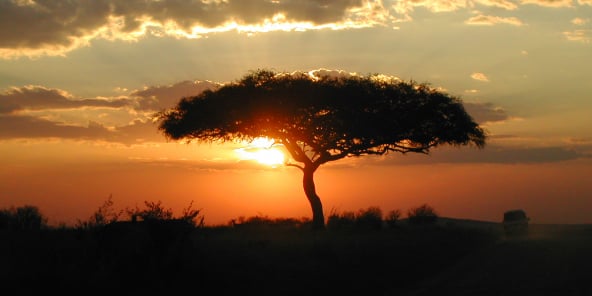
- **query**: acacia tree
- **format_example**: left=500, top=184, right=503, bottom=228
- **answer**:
left=157, top=70, right=486, bottom=229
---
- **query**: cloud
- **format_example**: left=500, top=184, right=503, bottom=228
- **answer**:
left=520, top=0, right=574, bottom=8
left=463, top=102, right=510, bottom=124
left=0, top=85, right=129, bottom=114
left=465, top=14, right=524, bottom=26
left=0, top=83, right=186, bottom=144
left=0, top=114, right=112, bottom=140
left=392, top=0, right=469, bottom=14
left=0, top=0, right=391, bottom=59
left=434, top=145, right=587, bottom=164
left=131, top=80, right=221, bottom=111
left=571, top=17, right=590, bottom=25
left=353, top=144, right=588, bottom=167
left=2, top=0, right=587, bottom=58
left=471, top=72, right=490, bottom=82
left=473, top=0, right=519, bottom=10
left=0, top=68, right=512, bottom=145
left=0, top=114, right=163, bottom=145
left=563, top=29, right=591, bottom=43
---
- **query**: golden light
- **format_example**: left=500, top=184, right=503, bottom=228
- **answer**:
left=235, top=137, right=286, bottom=167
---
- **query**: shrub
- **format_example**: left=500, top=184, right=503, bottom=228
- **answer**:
left=327, top=207, right=384, bottom=230
left=229, top=215, right=307, bottom=231
left=179, top=200, right=204, bottom=227
left=326, top=209, right=356, bottom=230
left=76, top=195, right=122, bottom=230
left=0, top=205, right=48, bottom=230
left=355, top=206, right=383, bottom=230
left=126, top=200, right=174, bottom=221
left=407, top=204, right=438, bottom=225
left=385, top=209, right=402, bottom=228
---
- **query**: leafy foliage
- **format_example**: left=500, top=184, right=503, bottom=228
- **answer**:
left=158, top=69, right=486, bottom=161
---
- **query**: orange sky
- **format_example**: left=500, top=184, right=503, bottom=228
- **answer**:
left=2, top=139, right=590, bottom=226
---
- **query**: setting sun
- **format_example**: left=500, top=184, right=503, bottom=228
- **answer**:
left=235, top=137, right=286, bottom=167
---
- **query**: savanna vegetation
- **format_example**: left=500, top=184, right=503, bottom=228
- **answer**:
left=1, top=198, right=503, bottom=294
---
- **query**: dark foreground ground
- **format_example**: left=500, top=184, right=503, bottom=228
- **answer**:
left=401, top=224, right=592, bottom=296
left=1, top=220, right=590, bottom=295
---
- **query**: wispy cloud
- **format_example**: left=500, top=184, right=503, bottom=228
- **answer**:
left=463, top=102, right=510, bottom=124
left=465, top=14, right=524, bottom=26
left=563, top=29, right=591, bottom=43
left=571, top=17, right=590, bottom=25
left=0, top=86, right=128, bottom=114
left=474, top=0, right=519, bottom=10
left=520, top=0, right=574, bottom=7
left=131, top=80, right=221, bottom=111
left=471, top=72, right=490, bottom=82
left=0, top=114, right=163, bottom=145
left=341, top=143, right=588, bottom=167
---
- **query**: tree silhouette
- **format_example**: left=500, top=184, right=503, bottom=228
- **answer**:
left=157, top=69, right=486, bottom=229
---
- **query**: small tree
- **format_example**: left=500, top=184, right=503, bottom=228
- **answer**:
left=126, top=200, right=174, bottom=222
left=179, top=200, right=204, bottom=227
left=0, top=205, right=48, bottom=230
left=385, top=209, right=402, bottom=228
left=157, top=69, right=486, bottom=229
left=407, top=204, right=438, bottom=225
left=355, top=206, right=383, bottom=230
left=76, top=195, right=122, bottom=229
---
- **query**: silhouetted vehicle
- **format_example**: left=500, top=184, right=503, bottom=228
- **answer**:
left=503, top=209, right=529, bottom=236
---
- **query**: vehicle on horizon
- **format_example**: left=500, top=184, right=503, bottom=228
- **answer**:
left=503, top=209, right=530, bottom=237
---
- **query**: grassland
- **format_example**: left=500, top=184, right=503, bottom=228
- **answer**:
left=2, top=214, right=590, bottom=295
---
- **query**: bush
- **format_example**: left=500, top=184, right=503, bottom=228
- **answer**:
left=385, top=209, right=402, bottom=228
left=76, top=195, right=122, bottom=230
left=355, top=206, right=383, bottom=230
left=407, top=204, right=438, bottom=225
left=126, top=200, right=174, bottom=221
left=326, top=209, right=356, bottom=230
left=76, top=197, right=204, bottom=229
left=0, top=205, right=48, bottom=230
left=229, top=215, right=307, bottom=231
left=327, top=207, right=384, bottom=231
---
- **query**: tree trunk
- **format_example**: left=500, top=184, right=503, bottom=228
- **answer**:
left=303, top=167, right=325, bottom=230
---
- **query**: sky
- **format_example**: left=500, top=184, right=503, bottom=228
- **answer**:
left=1, top=0, right=591, bottom=226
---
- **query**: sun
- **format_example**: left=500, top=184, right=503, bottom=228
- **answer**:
left=235, top=137, right=286, bottom=167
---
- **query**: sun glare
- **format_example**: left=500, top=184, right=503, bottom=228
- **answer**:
left=235, top=137, right=286, bottom=167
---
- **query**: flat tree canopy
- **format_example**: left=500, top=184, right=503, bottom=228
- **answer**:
left=157, top=69, right=486, bottom=229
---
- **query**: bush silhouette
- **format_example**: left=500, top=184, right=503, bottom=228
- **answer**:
left=385, top=209, right=402, bottom=228
left=355, top=206, right=383, bottom=230
left=407, top=204, right=438, bottom=225
left=0, top=205, right=47, bottom=230
left=327, top=209, right=356, bottom=230
left=76, top=195, right=122, bottom=230
left=327, top=207, right=384, bottom=230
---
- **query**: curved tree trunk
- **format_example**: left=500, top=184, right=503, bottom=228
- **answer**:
left=303, top=167, right=325, bottom=230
